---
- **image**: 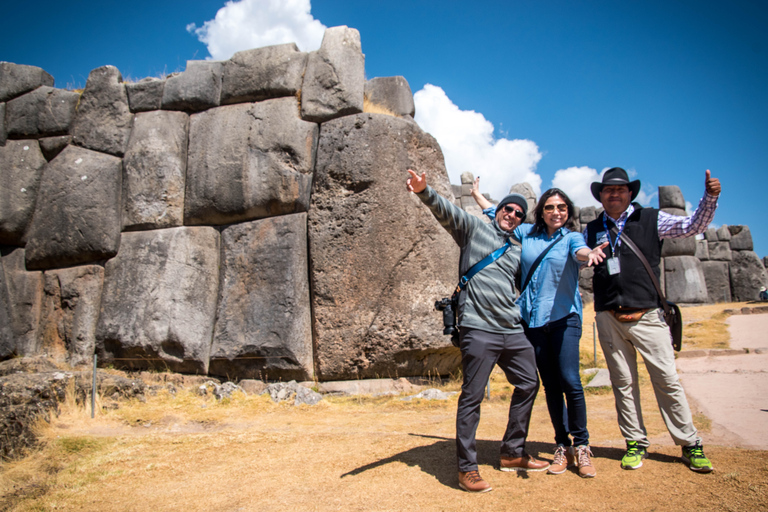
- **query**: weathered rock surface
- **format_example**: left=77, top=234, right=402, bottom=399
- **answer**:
left=125, top=77, right=164, bottom=112
left=658, top=185, right=686, bottom=209
left=700, top=260, right=731, bottom=303
left=38, top=135, right=72, bottom=161
left=184, top=98, right=318, bottom=226
left=1, top=248, right=44, bottom=357
left=220, top=44, right=307, bottom=105
left=661, top=237, right=697, bottom=257
left=508, top=182, right=537, bottom=224
left=729, top=250, right=768, bottom=302
left=72, top=66, right=133, bottom=157
left=309, top=113, right=460, bottom=380
left=663, top=255, right=708, bottom=303
left=95, top=227, right=220, bottom=374
left=39, top=266, right=104, bottom=367
left=5, top=86, right=80, bottom=138
left=364, top=76, right=415, bottom=117
left=716, top=225, right=731, bottom=241
left=209, top=214, right=313, bottom=381
left=579, top=206, right=600, bottom=225
left=579, top=266, right=594, bottom=304
left=263, top=380, right=322, bottom=405
left=704, top=227, right=717, bottom=242
left=162, top=60, right=223, bottom=112
left=728, top=225, right=753, bottom=251
left=122, top=110, right=188, bottom=230
left=0, top=62, right=54, bottom=103
left=0, top=103, right=6, bottom=145
left=24, top=146, right=123, bottom=270
left=301, top=26, right=364, bottom=122
left=0, top=140, right=47, bottom=245
left=695, top=239, right=709, bottom=260
left=0, top=261, right=14, bottom=358
left=708, top=241, right=732, bottom=261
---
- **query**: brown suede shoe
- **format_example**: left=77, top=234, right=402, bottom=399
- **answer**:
left=458, top=470, right=493, bottom=493
left=548, top=445, right=575, bottom=475
left=576, top=445, right=596, bottom=478
left=499, top=453, right=550, bottom=472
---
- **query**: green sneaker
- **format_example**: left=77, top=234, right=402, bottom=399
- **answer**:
left=682, top=441, right=713, bottom=473
left=621, top=441, right=648, bottom=470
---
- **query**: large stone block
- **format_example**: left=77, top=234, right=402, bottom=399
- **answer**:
left=301, top=26, right=364, bottom=122
left=185, top=98, right=318, bottom=226
left=578, top=265, right=594, bottom=304
left=0, top=258, right=14, bottom=358
left=663, top=255, right=708, bottom=303
left=703, top=227, right=717, bottom=242
left=220, top=44, right=307, bottom=105
left=700, top=260, right=731, bottom=303
left=125, top=77, right=164, bottom=112
left=695, top=239, right=709, bottom=260
left=5, top=86, right=80, bottom=138
left=708, top=241, right=732, bottom=261
left=95, top=227, right=220, bottom=374
left=661, top=237, right=697, bottom=257
left=72, top=66, right=133, bottom=157
left=38, top=136, right=72, bottom=161
left=0, top=140, right=47, bottom=245
left=1, top=247, right=43, bottom=356
left=730, top=250, right=768, bottom=302
left=508, top=182, right=537, bottom=224
left=210, top=214, right=313, bottom=381
left=309, top=113, right=461, bottom=380
left=162, top=61, right=223, bottom=112
left=716, top=225, right=731, bottom=241
left=24, top=146, right=122, bottom=270
left=39, top=265, right=104, bottom=366
left=0, top=62, right=54, bottom=102
left=658, top=185, right=685, bottom=209
left=728, top=225, right=753, bottom=251
left=364, top=76, right=415, bottom=117
left=580, top=206, right=600, bottom=225
left=122, top=110, right=188, bottom=230
left=0, top=103, right=6, bottom=146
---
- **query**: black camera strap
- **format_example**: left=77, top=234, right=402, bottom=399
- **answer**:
left=519, top=233, right=564, bottom=294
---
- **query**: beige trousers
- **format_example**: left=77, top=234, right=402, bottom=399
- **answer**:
left=595, top=309, right=700, bottom=448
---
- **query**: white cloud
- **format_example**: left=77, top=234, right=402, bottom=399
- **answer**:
left=413, top=84, right=542, bottom=202
left=550, top=166, right=603, bottom=208
left=188, top=0, right=326, bottom=60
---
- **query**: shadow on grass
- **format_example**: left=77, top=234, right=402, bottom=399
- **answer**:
left=341, top=435, right=682, bottom=488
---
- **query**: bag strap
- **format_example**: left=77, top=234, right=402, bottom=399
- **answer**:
left=519, top=233, right=565, bottom=294
left=452, top=240, right=512, bottom=298
left=609, top=226, right=672, bottom=316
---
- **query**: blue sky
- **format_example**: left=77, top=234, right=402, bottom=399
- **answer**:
left=2, top=0, right=767, bottom=258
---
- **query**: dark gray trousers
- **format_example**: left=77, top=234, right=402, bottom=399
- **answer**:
left=456, top=328, right=539, bottom=472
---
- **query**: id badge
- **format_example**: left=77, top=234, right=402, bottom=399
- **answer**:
left=607, top=257, right=621, bottom=275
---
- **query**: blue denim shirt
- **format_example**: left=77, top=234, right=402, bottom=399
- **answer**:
left=485, top=207, right=587, bottom=328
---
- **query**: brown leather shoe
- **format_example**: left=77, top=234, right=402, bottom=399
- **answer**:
left=458, top=470, right=492, bottom=492
left=548, top=445, right=575, bottom=475
left=500, top=453, right=550, bottom=472
left=576, top=445, right=596, bottom=478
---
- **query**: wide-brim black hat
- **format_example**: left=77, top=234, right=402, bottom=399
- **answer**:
left=590, top=167, right=641, bottom=202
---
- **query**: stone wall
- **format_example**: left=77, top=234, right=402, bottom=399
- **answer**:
left=0, top=26, right=459, bottom=381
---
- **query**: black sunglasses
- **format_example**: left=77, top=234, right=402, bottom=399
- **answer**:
left=502, top=204, right=525, bottom=219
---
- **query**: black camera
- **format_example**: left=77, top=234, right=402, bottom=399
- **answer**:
left=435, top=297, right=459, bottom=346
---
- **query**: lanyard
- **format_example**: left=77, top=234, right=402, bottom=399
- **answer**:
left=603, top=214, right=625, bottom=256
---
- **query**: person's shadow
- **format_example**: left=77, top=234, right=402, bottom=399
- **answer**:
left=341, top=434, right=682, bottom=488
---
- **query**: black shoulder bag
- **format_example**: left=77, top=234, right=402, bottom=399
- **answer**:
left=610, top=227, right=682, bottom=351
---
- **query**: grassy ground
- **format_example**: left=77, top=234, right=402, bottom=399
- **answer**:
left=1, top=302, right=765, bottom=512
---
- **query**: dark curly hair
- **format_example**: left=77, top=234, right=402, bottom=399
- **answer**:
left=529, top=188, right=577, bottom=236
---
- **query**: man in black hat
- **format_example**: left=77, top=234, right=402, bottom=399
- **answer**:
left=584, top=167, right=721, bottom=473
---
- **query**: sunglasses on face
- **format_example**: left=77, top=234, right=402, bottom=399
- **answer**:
left=543, top=204, right=568, bottom=213
left=502, top=205, right=525, bottom=219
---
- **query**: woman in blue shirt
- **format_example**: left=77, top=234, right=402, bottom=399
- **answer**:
left=472, top=180, right=606, bottom=478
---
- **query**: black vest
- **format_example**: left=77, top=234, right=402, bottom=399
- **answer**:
left=586, top=204, right=661, bottom=311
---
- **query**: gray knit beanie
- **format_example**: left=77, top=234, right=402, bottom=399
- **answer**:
left=496, top=193, right=528, bottom=217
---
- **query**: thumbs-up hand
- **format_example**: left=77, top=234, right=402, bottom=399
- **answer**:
left=705, top=169, right=721, bottom=196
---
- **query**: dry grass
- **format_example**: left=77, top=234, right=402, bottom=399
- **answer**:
left=1, top=302, right=765, bottom=511
left=363, top=96, right=398, bottom=117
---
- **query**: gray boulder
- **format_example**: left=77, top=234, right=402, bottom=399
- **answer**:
left=364, top=76, right=415, bottom=117
left=71, top=66, right=133, bottom=157
left=663, top=256, right=708, bottom=303
left=658, top=185, right=686, bottom=209
left=764, top=256, right=768, bottom=270
left=184, top=98, right=318, bottom=226
left=301, top=26, right=364, bottom=122
left=0, top=261, right=14, bottom=358
left=708, top=241, right=732, bottom=261
left=0, top=140, right=47, bottom=246
left=162, top=60, right=223, bottom=112
left=661, top=238, right=697, bottom=257
left=209, top=214, right=313, bottom=382
left=728, top=225, right=753, bottom=251
left=716, top=225, right=731, bottom=241
left=39, top=266, right=104, bottom=367
left=122, top=110, right=188, bottom=230
left=95, top=227, right=220, bottom=374
left=730, top=251, right=768, bottom=302
left=695, top=239, right=709, bottom=260
left=125, top=77, right=164, bottom=112
left=1, top=248, right=44, bottom=357
left=263, top=380, right=322, bottom=406
left=220, top=43, right=307, bottom=105
left=0, top=103, right=6, bottom=145
left=24, top=146, right=122, bottom=270
left=309, top=113, right=461, bottom=380
left=508, top=182, right=537, bottom=224
left=578, top=266, right=594, bottom=304
left=703, top=227, right=717, bottom=242
left=700, top=260, right=731, bottom=303
left=38, top=136, right=72, bottom=161
left=0, top=62, right=54, bottom=102
left=580, top=206, right=599, bottom=225
left=5, top=86, right=80, bottom=138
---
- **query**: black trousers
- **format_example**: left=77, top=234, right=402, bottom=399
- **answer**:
left=456, top=328, right=540, bottom=472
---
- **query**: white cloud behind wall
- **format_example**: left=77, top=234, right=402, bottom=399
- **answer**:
left=187, top=0, right=326, bottom=59
left=551, top=166, right=603, bottom=208
left=413, top=84, right=543, bottom=202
